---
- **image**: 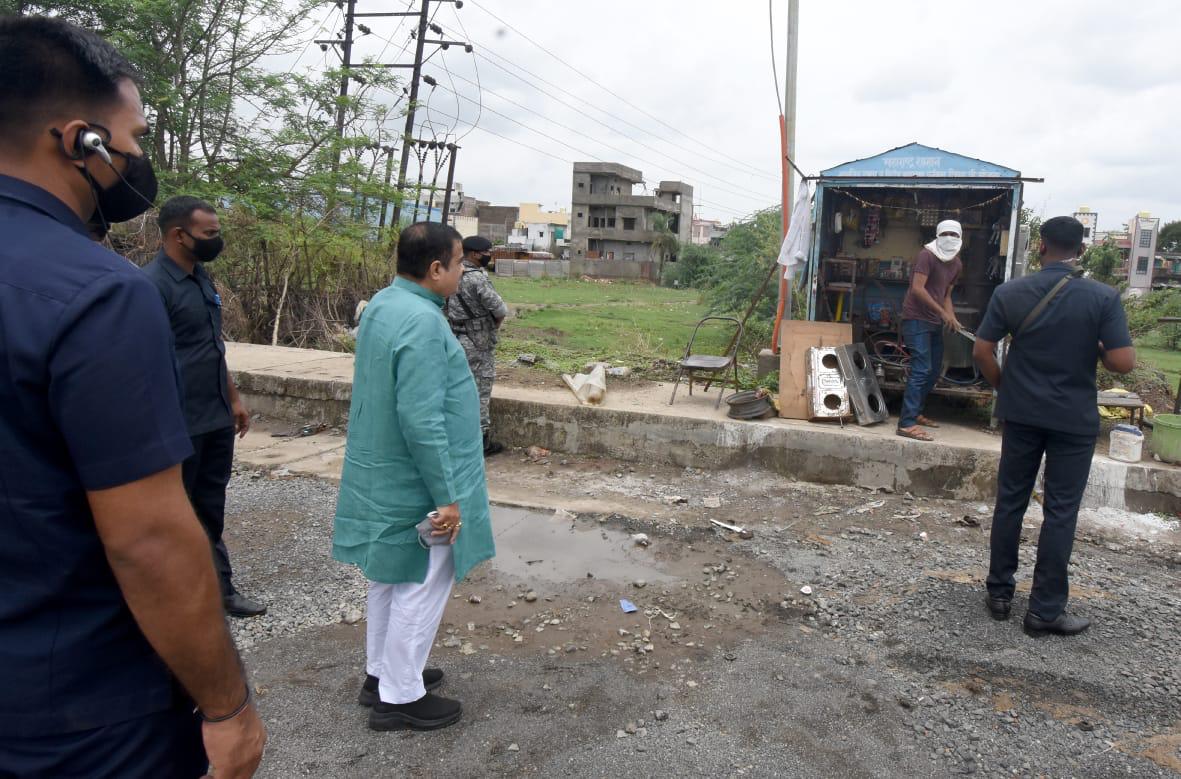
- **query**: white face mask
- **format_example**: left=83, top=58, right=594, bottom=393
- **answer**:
left=936, top=235, right=962, bottom=258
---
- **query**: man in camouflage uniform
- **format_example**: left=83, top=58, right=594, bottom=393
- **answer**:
left=445, top=236, right=509, bottom=456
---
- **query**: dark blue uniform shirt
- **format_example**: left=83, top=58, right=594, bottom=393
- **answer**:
left=0, top=175, right=193, bottom=736
left=142, top=250, right=233, bottom=436
left=978, top=262, right=1133, bottom=437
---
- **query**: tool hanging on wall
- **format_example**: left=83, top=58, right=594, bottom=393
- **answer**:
left=862, top=207, right=880, bottom=247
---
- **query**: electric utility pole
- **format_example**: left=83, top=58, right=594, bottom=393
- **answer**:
left=318, top=0, right=470, bottom=228
left=783, top=0, right=798, bottom=216
left=334, top=0, right=357, bottom=148
left=771, top=0, right=800, bottom=352
left=390, top=1, right=430, bottom=229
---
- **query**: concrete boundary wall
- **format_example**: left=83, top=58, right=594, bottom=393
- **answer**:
left=495, top=260, right=570, bottom=278
left=229, top=346, right=1181, bottom=514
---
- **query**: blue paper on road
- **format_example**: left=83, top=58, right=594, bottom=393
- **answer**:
left=619, top=598, right=638, bottom=613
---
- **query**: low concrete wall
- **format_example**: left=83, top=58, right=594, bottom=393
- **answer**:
left=569, top=259, right=657, bottom=281
left=234, top=370, right=352, bottom=429
left=228, top=345, right=1181, bottom=514
left=496, top=260, right=570, bottom=279
left=487, top=398, right=1000, bottom=503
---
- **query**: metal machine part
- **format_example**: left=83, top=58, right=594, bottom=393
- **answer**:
left=807, top=347, right=851, bottom=420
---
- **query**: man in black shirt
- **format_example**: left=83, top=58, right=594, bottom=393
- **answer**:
left=143, top=196, right=266, bottom=618
left=974, top=216, right=1134, bottom=636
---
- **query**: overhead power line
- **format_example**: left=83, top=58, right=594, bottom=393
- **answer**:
left=425, top=79, right=772, bottom=207
left=431, top=67, right=777, bottom=203
left=437, top=26, right=779, bottom=186
left=363, top=17, right=780, bottom=195
left=374, top=82, right=604, bottom=163
left=450, top=2, right=483, bottom=142
left=768, top=0, right=784, bottom=117
left=394, top=101, right=763, bottom=219
left=464, top=0, right=776, bottom=180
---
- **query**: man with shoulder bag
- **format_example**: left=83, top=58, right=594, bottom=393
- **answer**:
left=973, top=216, right=1134, bottom=637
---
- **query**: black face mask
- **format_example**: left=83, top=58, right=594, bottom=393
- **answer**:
left=89, top=149, right=158, bottom=223
left=53, top=124, right=158, bottom=227
left=183, top=230, right=225, bottom=263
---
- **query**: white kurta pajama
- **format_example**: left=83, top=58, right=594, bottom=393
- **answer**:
left=333, top=277, right=496, bottom=709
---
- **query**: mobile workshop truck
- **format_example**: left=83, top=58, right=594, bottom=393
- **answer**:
left=804, top=142, right=1032, bottom=401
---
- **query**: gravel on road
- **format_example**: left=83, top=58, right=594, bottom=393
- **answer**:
left=222, top=453, right=1181, bottom=778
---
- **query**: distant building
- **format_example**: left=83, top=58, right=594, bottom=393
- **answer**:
left=511, top=203, right=571, bottom=254
left=691, top=216, right=728, bottom=246
left=451, top=215, right=479, bottom=238
left=1126, top=212, right=1160, bottom=295
left=1073, top=207, right=1099, bottom=248
left=569, top=163, right=693, bottom=276
left=415, top=181, right=464, bottom=216
left=476, top=205, right=520, bottom=245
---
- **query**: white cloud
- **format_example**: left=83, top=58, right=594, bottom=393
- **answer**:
left=275, top=0, right=1180, bottom=228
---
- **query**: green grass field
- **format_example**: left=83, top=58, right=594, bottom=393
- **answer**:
left=493, top=277, right=700, bottom=307
left=493, top=277, right=734, bottom=375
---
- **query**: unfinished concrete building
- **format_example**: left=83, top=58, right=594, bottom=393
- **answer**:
left=569, top=162, right=693, bottom=280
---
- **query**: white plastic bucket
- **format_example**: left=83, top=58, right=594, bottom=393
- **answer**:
left=1109, top=424, right=1144, bottom=463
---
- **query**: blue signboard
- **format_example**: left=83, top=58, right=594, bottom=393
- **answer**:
left=820, top=142, right=1019, bottom=179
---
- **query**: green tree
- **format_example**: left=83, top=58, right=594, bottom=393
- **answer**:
left=661, top=242, right=721, bottom=288
left=1081, top=238, right=1122, bottom=286
left=648, top=212, right=680, bottom=275
left=7, top=0, right=411, bottom=348
left=1159, top=220, right=1181, bottom=253
left=1020, top=208, right=1042, bottom=272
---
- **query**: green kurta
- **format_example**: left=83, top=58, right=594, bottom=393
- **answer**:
left=332, top=276, right=495, bottom=583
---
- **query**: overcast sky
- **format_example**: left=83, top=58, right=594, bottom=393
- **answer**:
left=284, top=0, right=1179, bottom=229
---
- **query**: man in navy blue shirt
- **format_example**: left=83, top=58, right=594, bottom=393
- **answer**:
left=0, top=16, right=264, bottom=778
left=144, top=196, right=266, bottom=618
left=974, top=216, right=1134, bottom=637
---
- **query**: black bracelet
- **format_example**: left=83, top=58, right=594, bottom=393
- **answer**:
left=200, top=684, right=252, bottom=723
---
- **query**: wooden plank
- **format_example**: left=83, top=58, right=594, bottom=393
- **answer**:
left=778, top=321, right=853, bottom=420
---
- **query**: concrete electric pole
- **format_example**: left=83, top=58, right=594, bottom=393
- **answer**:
left=771, top=0, right=799, bottom=352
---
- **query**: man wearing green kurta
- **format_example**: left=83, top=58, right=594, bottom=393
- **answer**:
left=333, top=222, right=495, bottom=732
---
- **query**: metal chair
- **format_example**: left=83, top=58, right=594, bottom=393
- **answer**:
left=669, top=316, right=743, bottom=409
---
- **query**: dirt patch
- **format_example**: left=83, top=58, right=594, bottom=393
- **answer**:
left=1118, top=725, right=1181, bottom=773
left=439, top=509, right=802, bottom=667
left=497, top=365, right=569, bottom=390
left=507, top=326, right=566, bottom=343
left=992, top=691, right=1016, bottom=712
left=1033, top=701, right=1104, bottom=726
left=923, top=569, right=1111, bottom=601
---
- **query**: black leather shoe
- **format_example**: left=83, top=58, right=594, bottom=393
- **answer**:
left=1023, top=611, right=1090, bottom=637
left=224, top=592, right=266, bottom=618
left=358, top=670, right=444, bottom=707
left=985, top=594, right=1011, bottom=621
left=368, top=692, right=462, bottom=731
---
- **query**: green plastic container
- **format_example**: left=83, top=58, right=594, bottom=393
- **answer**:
left=1150, top=414, right=1181, bottom=464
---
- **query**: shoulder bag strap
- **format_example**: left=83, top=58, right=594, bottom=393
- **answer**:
left=1014, top=268, right=1084, bottom=338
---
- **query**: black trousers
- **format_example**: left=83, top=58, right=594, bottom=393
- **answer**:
left=986, top=421, right=1096, bottom=620
left=182, top=426, right=236, bottom=597
left=0, top=696, right=206, bottom=778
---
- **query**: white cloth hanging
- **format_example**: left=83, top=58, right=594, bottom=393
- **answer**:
left=777, top=180, right=814, bottom=282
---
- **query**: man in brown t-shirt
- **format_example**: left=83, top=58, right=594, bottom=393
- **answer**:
left=897, top=220, right=963, bottom=441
